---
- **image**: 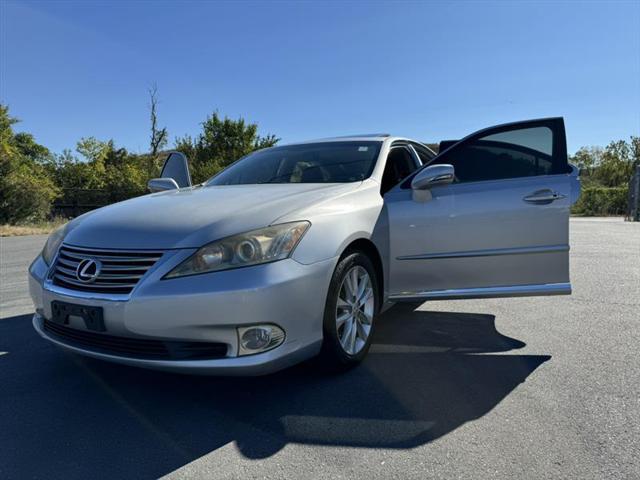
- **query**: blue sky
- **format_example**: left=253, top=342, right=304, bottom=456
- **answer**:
left=2, top=0, right=639, bottom=154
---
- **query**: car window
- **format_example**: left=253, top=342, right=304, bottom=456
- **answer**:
left=381, top=147, right=418, bottom=194
left=207, top=141, right=382, bottom=185
left=410, top=143, right=435, bottom=164
left=436, top=126, right=557, bottom=183
left=160, top=152, right=191, bottom=187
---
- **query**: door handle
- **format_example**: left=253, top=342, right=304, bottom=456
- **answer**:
left=523, top=189, right=567, bottom=204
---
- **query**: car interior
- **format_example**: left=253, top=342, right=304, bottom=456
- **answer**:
left=380, top=146, right=420, bottom=194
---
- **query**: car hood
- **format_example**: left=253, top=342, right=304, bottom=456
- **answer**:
left=64, top=183, right=359, bottom=250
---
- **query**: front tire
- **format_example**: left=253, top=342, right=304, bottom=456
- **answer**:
left=319, top=251, right=379, bottom=369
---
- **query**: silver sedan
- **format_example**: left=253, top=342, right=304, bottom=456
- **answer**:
left=29, top=117, right=581, bottom=374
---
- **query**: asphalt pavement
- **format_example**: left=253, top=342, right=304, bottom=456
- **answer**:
left=0, top=217, right=638, bottom=479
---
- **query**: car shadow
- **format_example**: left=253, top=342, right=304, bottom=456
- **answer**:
left=0, top=305, right=549, bottom=479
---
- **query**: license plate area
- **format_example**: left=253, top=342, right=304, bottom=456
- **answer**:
left=51, top=301, right=105, bottom=332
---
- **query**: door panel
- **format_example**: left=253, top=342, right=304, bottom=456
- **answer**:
left=385, top=118, right=575, bottom=300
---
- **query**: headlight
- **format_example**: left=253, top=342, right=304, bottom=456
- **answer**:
left=42, top=225, right=67, bottom=265
left=165, top=221, right=310, bottom=278
left=41, top=221, right=81, bottom=265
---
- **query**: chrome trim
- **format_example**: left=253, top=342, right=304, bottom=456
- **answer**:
left=60, top=250, right=161, bottom=263
left=56, top=265, right=78, bottom=277
left=98, top=272, right=144, bottom=280
left=396, top=244, right=569, bottom=261
left=75, top=258, right=102, bottom=283
left=53, top=263, right=145, bottom=279
left=62, top=244, right=165, bottom=253
left=43, top=281, right=132, bottom=301
left=523, top=190, right=567, bottom=204
left=57, top=257, right=78, bottom=268
left=46, top=244, right=166, bottom=300
left=389, top=282, right=571, bottom=301
left=53, top=274, right=136, bottom=290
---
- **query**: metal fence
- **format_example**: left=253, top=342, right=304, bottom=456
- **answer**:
left=52, top=189, right=111, bottom=218
left=53, top=169, right=640, bottom=221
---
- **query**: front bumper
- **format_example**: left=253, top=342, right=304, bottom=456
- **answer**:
left=29, top=253, right=336, bottom=375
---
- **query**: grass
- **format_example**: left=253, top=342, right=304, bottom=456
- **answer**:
left=0, top=218, right=68, bottom=237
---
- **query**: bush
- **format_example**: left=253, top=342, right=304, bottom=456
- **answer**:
left=104, top=160, right=149, bottom=203
left=0, top=158, right=59, bottom=224
left=571, top=186, right=629, bottom=216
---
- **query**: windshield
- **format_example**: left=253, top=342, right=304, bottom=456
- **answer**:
left=207, top=141, right=382, bottom=185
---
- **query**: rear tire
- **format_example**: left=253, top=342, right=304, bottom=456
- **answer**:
left=319, top=251, right=379, bottom=370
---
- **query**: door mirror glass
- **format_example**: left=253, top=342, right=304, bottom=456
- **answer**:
left=411, top=164, right=455, bottom=190
left=159, top=151, right=192, bottom=188
left=147, top=177, right=180, bottom=193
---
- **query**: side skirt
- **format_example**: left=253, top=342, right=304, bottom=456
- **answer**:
left=389, top=282, right=571, bottom=302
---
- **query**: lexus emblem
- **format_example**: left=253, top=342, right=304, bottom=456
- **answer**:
left=76, top=258, right=102, bottom=283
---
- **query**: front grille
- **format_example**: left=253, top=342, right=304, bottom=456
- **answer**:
left=51, top=245, right=163, bottom=295
left=43, top=320, right=228, bottom=360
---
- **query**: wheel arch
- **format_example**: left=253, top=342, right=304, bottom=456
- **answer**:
left=340, top=238, right=385, bottom=308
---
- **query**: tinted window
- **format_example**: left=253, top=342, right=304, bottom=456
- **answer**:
left=438, top=126, right=558, bottom=183
left=161, top=153, right=191, bottom=187
left=381, top=147, right=418, bottom=194
left=207, top=141, right=382, bottom=185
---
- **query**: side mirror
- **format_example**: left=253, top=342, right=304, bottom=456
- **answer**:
left=148, top=178, right=180, bottom=193
left=159, top=151, right=192, bottom=188
left=411, top=164, right=455, bottom=190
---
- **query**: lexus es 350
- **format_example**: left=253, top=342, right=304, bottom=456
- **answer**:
left=29, top=118, right=581, bottom=375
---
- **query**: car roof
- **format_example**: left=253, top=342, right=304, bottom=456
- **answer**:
left=279, top=134, right=413, bottom=145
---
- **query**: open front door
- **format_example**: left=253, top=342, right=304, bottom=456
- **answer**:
left=385, top=118, right=580, bottom=301
left=160, top=151, right=192, bottom=188
left=148, top=151, right=192, bottom=192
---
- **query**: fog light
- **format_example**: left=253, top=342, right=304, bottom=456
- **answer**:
left=237, top=325, right=285, bottom=356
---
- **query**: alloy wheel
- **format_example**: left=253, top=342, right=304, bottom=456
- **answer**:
left=335, top=265, right=374, bottom=355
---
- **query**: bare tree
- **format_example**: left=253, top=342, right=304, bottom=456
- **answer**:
left=148, top=84, right=168, bottom=156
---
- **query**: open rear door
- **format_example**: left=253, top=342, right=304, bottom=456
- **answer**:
left=385, top=117, right=580, bottom=301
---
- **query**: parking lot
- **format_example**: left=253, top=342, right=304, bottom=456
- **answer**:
left=0, top=218, right=638, bottom=479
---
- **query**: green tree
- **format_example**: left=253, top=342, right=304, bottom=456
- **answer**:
left=175, top=112, right=278, bottom=183
left=570, top=146, right=603, bottom=185
left=13, top=132, right=51, bottom=161
left=594, top=139, right=636, bottom=187
left=55, top=139, right=149, bottom=207
left=0, top=103, right=59, bottom=223
left=76, top=137, right=110, bottom=163
left=569, top=137, right=638, bottom=189
left=0, top=104, right=19, bottom=157
left=1, top=159, right=59, bottom=223
left=103, top=144, right=148, bottom=202
left=570, top=136, right=638, bottom=216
